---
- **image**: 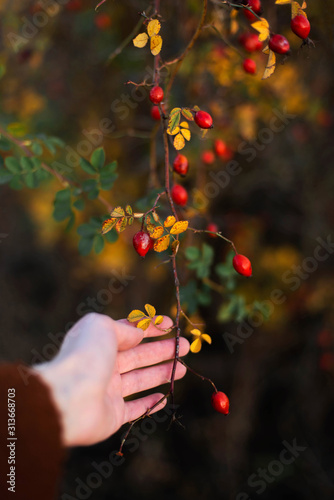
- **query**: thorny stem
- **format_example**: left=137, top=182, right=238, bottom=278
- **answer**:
left=0, top=127, right=113, bottom=212
left=177, top=358, right=218, bottom=393
left=164, top=0, right=208, bottom=100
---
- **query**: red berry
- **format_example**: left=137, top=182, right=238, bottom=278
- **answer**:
left=94, top=13, right=112, bottom=30
left=243, top=58, right=257, bottom=74
left=151, top=106, right=161, bottom=121
left=242, top=33, right=263, bottom=53
left=201, top=150, right=215, bottom=165
left=194, top=110, right=213, bottom=129
left=244, top=0, right=261, bottom=22
left=232, top=254, right=252, bottom=277
left=133, top=231, right=151, bottom=257
left=291, top=14, right=310, bottom=40
left=211, top=391, right=229, bottom=415
left=207, top=222, right=218, bottom=237
left=173, top=154, right=189, bottom=177
left=214, top=139, right=227, bottom=157
left=171, top=184, right=188, bottom=207
left=149, top=86, right=164, bottom=105
left=269, top=34, right=290, bottom=55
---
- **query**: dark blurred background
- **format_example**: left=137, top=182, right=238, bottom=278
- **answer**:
left=1, top=0, right=334, bottom=499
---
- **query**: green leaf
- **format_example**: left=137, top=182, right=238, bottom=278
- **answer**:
left=9, top=176, right=23, bottom=190
left=105, top=229, right=118, bottom=243
left=43, top=138, right=57, bottom=155
left=73, top=198, right=85, bottom=211
left=5, top=157, right=21, bottom=174
left=136, top=188, right=161, bottom=211
left=20, top=157, right=34, bottom=171
left=77, top=224, right=97, bottom=237
left=168, top=108, right=181, bottom=134
left=31, top=142, right=43, bottom=155
left=185, top=246, right=200, bottom=261
left=82, top=179, right=98, bottom=192
left=53, top=189, right=72, bottom=221
left=103, top=161, right=117, bottom=174
left=24, top=171, right=39, bottom=188
left=55, top=188, right=71, bottom=202
left=78, top=236, right=94, bottom=256
left=94, top=234, right=105, bottom=254
left=181, top=108, right=194, bottom=121
left=99, top=170, right=117, bottom=190
left=90, top=147, right=105, bottom=170
left=80, top=158, right=97, bottom=174
left=87, top=188, right=99, bottom=200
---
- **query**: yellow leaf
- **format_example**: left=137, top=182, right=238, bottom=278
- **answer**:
left=262, top=50, right=276, bottom=80
left=111, top=206, right=125, bottom=217
left=251, top=18, right=270, bottom=42
left=262, top=45, right=270, bottom=54
left=291, top=1, right=307, bottom=17
left=180, top=121, right=189, bottom=129
left=155, top=315, right=164, bottom=325
left=275, top=0, right=291, bottom=4
left=147, top=19, right=161, bottom=37
left=190, top=338, right=202, bottom=353
left=167, top=126, right=180, bottom=136
left=171, top=240, right=180, bottom=255
left=173, top=133, right=185, bottom=150
left=137, top=318, right=152, bottom=331
left=116, top=217, right=127, bottom=233
left=101, top=217, right=117, bottom=234
left=182, top=128, right=191, bottom=141
left=201, top=334, right=212, bottom=345
left=145, top=304, right=156, bottom=318
left=170, top=220, right=189, bottom=235
left=152, top=211, right=160, bottom=223
left=153, top=234, right=170, bottom=252
left=127, top=309, right=146, bottom=322
left=231, top=18, right=239, bottom=35
left=164, top=216, right=176, bottom=227
left=191, top=329, right=201, bottom=337
left=150, top=226, right=164, bottom=239
left=150, top=35, right=162, bottom=56
left=133, top=32, right=149, bottom=48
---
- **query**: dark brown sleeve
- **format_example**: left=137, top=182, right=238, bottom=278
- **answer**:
left=0, top=362, right=66, bottom=500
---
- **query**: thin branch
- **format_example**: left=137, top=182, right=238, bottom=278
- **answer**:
left=188, top=226, right=238, bottom=253
left=165, top=0, right=208, bottom=99
left=177, top=358, right=218, bottom=392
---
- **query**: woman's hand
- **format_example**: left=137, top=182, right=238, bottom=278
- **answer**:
left=33, top=313, right=189, bottom=447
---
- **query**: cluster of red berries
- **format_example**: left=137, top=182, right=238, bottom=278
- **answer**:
left=201, top=139, right=234, bottom=165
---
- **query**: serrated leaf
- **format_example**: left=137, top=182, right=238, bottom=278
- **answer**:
left=262, top=50, right=276, bottom=80
left=125, top=204, right=133, bottom=215
left=153, top=234, right=170, bottom=252
left=91, top=147, right=105, bottom=170
left=111, top=206, right=125, bottom=217
left=167, top=109, right=181, bottom=134
left=164, top=215, right=176, bottom=227
left=80, top=158, right=97, bottom=174
left=127, top=309, right=146, bottom=322
left=137, top=318, right=152, bottom=331
left=171, top=240, right=180, bottom=255
left=155, top=315, right=164, bottom=325
left=150, top=226, right=164, bottom=239
left=251, top=18, right=270, bottom=41
left=145, top=303, right=156, bottom=318
left=174, top=133, right=185, bottom=150
left=181, top=108, right=194, bottom=121
left=170, top=220, right=189, bottom=235
left=133, top=32, right=149, bottom=48
left=147, top=19, right=161, bottom=37
left=116, top=216, right=127, bottom=233
left=101, top=217, right=117, bottom=234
